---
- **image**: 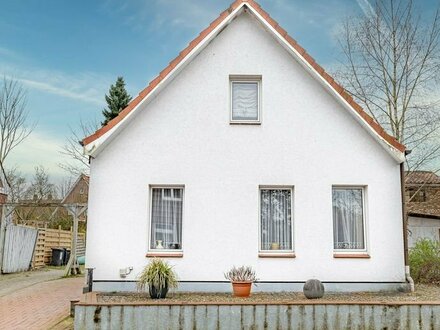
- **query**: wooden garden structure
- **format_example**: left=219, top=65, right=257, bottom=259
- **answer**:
left=0, top=202, right=87, bottom=275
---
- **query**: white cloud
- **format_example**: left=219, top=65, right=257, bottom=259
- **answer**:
left=356, top=0, right=376, bottom=19
left=101, top=0, right=220, bottom=32
left=0, top=53, right=111, bottom=106
left=3, top=130, right=74, bottom=183
left=16, top=77, right=103, bottom=105
left=0, top=47, right=18, bottom=58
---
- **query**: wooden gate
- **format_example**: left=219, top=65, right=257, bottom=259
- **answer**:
left=2, top=225, right=38, bottom=273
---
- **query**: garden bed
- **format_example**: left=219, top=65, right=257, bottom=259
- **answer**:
left=93, top=284, right=440, bottom=305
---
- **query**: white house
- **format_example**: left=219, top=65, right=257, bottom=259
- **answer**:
left=83, top=0, right=409, bottom=292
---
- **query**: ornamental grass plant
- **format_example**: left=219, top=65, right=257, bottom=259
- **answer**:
left=137, top=258, right=178, bottom=292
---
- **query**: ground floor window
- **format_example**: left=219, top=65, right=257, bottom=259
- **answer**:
left=150, top=187, right=183, bottom=250
left=332, top=187, right=366, bottom=251
left=260, top=188, right=293, bottom=252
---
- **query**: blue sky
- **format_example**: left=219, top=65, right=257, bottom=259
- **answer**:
left=0, top=0, right=437, bottom=181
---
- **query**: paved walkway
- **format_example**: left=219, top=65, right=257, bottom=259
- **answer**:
left=0, top=270, right=84, bottom=330
left=0, top=268, right=65, bottom=297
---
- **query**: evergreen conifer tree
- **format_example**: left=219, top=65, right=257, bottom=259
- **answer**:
left=101, top=77, right=132, bottom=126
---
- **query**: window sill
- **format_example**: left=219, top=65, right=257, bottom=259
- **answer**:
left=146, top=252, right=183, bottom=258
left=258, top=252, right=296, bottom=258
left=333, top=253, right=370, bottom=259
left=230, top=121, right=261, bottom=125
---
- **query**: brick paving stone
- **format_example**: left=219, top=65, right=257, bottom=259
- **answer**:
left=0, top=276, right=83, bottom=330
left=0, top=268, right=65, bottom=297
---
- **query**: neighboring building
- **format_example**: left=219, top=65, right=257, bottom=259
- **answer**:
left=406, top=171, right=440, bottom=247
left=59, top=174, right=89, bottom=222
left=46, top=174, right=89, bottom=226
left=83, top=0, right=408, bottom=292
left=62, top=174, right=89, bottom=205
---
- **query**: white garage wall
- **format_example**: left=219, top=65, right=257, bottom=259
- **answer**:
left=408, top=216, right=440, bottom=248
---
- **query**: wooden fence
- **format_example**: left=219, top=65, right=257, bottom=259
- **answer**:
left=32, top=227, right=86, bottom=268
left=2, top=225, right=38, bottom=273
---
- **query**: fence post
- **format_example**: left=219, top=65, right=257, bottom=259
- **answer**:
left=58, top=225, right=61, bottom=247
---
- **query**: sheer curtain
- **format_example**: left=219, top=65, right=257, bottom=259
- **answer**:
left=150, top=188, right=183, bottom=250
left=232, top=82, right=258, bottom=120
left=332, top=188, right=365, bottom=250
left=260, top=189, right=292, bottom=251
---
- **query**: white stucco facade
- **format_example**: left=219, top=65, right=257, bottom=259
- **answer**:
left=86, top=11, right=406, bottom=292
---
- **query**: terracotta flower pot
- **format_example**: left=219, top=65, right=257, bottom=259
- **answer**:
left=231, top=281, right=253, bottom=297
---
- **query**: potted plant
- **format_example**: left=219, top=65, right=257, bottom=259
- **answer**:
left=224, top=266, right=258, bottom=297
left=137, top=258, right=178, bottom=299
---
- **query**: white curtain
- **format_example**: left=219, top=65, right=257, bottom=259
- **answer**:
left=260, top=189, right=292, bottom=250
left=332, top=188, right=365, bottom=250
left=150, top=188, right=183, bottom=249
left=232, top=82, right=258, bottom=120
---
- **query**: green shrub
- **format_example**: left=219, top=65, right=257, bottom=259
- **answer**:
left=409, top=239, right=440, bottom=284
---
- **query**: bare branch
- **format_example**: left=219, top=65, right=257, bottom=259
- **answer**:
left=0, top=77, right=34, bottom=167
left=58, top=118, right=98, bottom=176
left=335, top=0, right=440, bottom=170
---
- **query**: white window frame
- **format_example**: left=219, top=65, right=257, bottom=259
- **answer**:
left=332, top=185, right=369, bottom=254
left=258, top=185, right=295, bottom=254
left=230, top=75, right=262, bottom=124
left=148, top=185, right=185, bottom=253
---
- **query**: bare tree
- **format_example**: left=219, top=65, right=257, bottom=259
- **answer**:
left=0, top=77, right=33, bottom=167
left=59, top=118, right=98, bottom=176
left=25, top=165, right=57, bottom=201
left=17, top=166, right=57, bottom=222
left=5, top=167, right=27, bottom=202
left=58, top=176, right=74, bottom=199
left=336, top=0, right=440, bottom=173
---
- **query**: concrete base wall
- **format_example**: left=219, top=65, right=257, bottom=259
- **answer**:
left=92, top=280, right=410, bottom=293
left=75, top=303, right=440, bottom=330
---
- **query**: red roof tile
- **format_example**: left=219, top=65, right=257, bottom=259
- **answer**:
left=405, top=171, right=440, bottom=185
left=82, top=0, right=405, bottom=154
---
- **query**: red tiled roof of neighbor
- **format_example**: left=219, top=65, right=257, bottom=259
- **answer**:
left=82, top=0, right=405, bottom=153
left=405, top=171, right=440, bottom=185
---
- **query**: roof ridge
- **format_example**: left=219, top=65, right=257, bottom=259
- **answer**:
left=82, top=0, right=405, bottom=154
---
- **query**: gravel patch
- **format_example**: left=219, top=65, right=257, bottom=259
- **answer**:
left=97, top=284, right=440, bottom=304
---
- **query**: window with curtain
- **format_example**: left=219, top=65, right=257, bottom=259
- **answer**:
left=231, top=81, right=260, bottom=122
left=332, top=187, right=366, bottom=250
left=260, top=188, right=293, bottom=251
left=150, top=187, right=183, bottom=250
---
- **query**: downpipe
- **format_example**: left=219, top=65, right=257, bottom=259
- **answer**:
left=400, top=156, right=414, bottom=292
left=405, top=265, right=415, bottom=292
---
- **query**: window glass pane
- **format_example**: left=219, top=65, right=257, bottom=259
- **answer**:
left=260, top=189, right=292, bottom=251
left=232, top=82, right=258, bottom=121
left=150, top=188, right=183, bottom=250
left=332, top=188, right=365, bottom=250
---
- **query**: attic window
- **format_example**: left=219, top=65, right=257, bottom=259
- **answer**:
left=230, top=76, right=261, bottom=123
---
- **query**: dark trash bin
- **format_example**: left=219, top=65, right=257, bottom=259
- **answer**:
left=63, top=249, right=71, bottom=265
left=51, top=248, right=65, bottom=266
